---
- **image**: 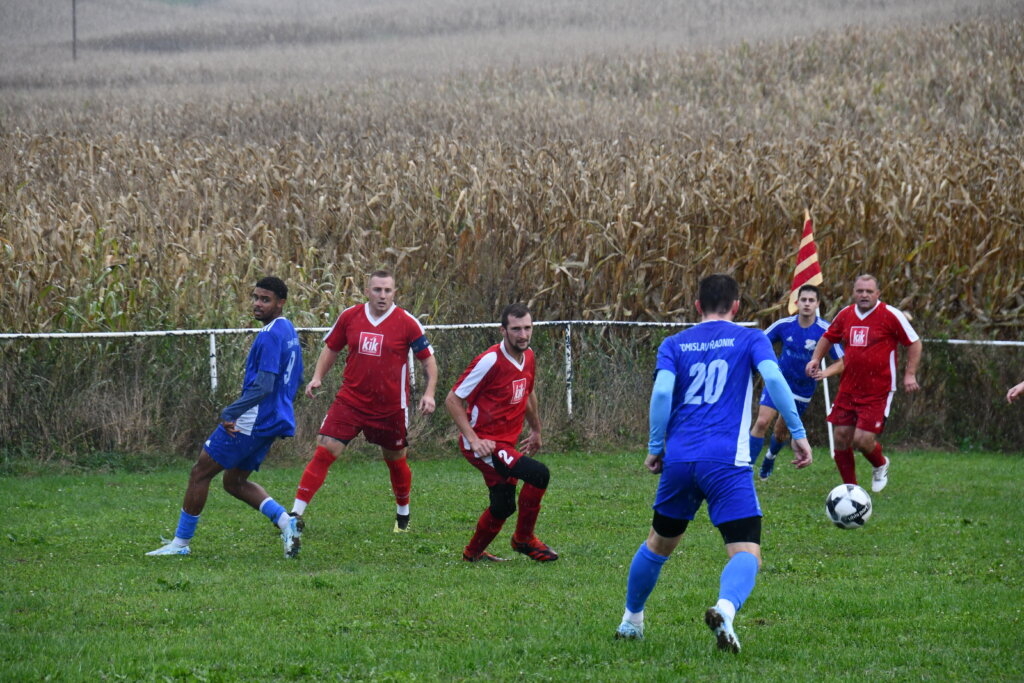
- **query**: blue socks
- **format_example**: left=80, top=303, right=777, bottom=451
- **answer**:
left=174, top=509, right=200, bottom=542
left=768, top=435, right=784, bottom=458
left=719, top=551, right=760, bottom=612
left=258, top=498, right=288, bottom=528
left=625, top=542, right=670, bottom=613
left=749, top=435, right=765, bottom=466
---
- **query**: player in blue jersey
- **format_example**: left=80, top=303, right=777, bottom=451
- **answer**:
left=146, top=277, right=305, bottom=559
left=614, top=274, right=813, bottom=652
left=750, top=285, right=842, bottom=480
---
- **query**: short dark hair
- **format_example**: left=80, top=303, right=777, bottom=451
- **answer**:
left=854, top=273, right=879, bottom=289
left=698, top=274, right=739, bottom=314
left=368, top=269, right=394, bottom=283
left=255, top=276, right=288, bottom=300
left=501, top=303, right=531, bottom=327
left=797, top=284, right=820, bottom=301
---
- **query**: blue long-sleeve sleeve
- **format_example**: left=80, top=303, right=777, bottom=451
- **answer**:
left=757, top=360, right=807, bottom=440
left=647, top=369, right=675, bottom=455
left=219, top=370, right=276, bottom=423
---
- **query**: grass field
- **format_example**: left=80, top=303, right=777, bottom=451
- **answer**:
left=2, top=449, right=1021, bottom=680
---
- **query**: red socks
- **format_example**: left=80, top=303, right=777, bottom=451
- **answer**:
left=296, top=446, right=337, bottom=504
left=385, top=456, right=412, bottom=506
left=513, top=483, right=546, bottom=542
left=834, top=448, right=857, bottom=485
left=864, top=442, right=886, bottom=467
left=465, top=509, right=505, bottom=557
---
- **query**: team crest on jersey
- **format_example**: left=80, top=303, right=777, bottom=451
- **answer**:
left=510, top=378, right=527, bottom=404
left=804, top=339, right=816, bottom=350
left=850, top=326, right=869, bottom=347
left=358, top=331, right=384, bottom=356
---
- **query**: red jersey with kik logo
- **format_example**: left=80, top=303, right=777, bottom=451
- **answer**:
left=324, top=303, right=433, bottom=418
left=823, top=301, right=919, bottom=399
left=452, top=342, right=535, bottom=446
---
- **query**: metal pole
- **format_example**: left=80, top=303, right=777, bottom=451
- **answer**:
left=564, top=323, right=573, bottom=418
left=72, top=0, right=77, bottom=61
left=209, top=333, right=218, bottom=393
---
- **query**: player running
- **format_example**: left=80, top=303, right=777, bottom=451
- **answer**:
left=807, top=274, right=921, bottom=492
left=146, top=277, right=304, bottom=558
left=292, top=270, right=437, bottom=534
left=614, top=274, right=812, bottom=650
left=445, top=303, right=557, bottom=563
left=749, top=284, right=843, bottom=480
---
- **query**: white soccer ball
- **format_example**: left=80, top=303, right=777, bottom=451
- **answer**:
left=825, top=483, right=872, bottom=529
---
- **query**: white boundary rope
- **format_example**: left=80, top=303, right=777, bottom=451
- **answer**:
left=2, top=324, right=1020, bottom=414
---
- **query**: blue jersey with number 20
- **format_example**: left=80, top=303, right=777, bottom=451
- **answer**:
left=236, top=317, right=304, bottom=438
left=657, top=320, right=776, bottom=466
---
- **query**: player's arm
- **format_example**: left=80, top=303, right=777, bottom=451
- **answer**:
left=1008, top=380, right=1024, bottom=404
left=305, top=345, right=340, bottom=398
left=519, top=389, right=542, bottom=456
left=805, top=336, right=833, bottom=379
left=646, top=369, right=675, bottom=474
left=444, top=390, right=496, bottom=457
left=903, top=339, right=922, bottom=393
left=758, top=360, right=812, bottom=468
left=417, top=354, right=438, bottom=415
left=219, top=370, right=276, bottom=433
left=818, top=357, right=845, bottom=380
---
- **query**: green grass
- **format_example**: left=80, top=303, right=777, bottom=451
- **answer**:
left=2, top=449, right=1022, bottom=681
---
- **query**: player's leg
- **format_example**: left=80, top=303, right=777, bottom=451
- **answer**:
left=853, top=394, right=891, bottom=492
left=146, top=449, right=222, bottom=556
left=461, top=446, right=512, bottom=562
left=223, top=464, right=300, bottom=558
left=704, top=462, right=764, bottom=653
left=616, top=515, right=687, bottom=640
left=293, top=433, right=347, bottom=517
left=492, top=449, right=557, bottom=561
left=616, top=461, right=698, bottom=640
left=464, top=483, right=515, bottom=562
left=760, top=399, right=806, bottom=480
left=382, top=446, right=413, bottom=532
left=828, top=395, right=859, bottom=484
left=748, top=394, right=776, bottom=467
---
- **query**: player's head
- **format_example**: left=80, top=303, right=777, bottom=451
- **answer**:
left=366, top=269, right=396, bottom=315
left=500, top=303, right=533, bottom=356
left=697, top=274, right=740, bottom=317
left=252, top=276, right=287, bottom=322
left=853, top=274, right=880, bottom=312
left=796, top=284, right=820, bottom=316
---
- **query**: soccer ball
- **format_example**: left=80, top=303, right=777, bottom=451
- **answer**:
left=825, top=484, right=872, bottom=529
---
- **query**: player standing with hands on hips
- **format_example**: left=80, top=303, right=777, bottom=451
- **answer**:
left=806, top=274, right=921, bottom=492
left=614, top=274, right=812, bottom=651
left=292, top=270, right=438, bottom=535
left=445, top=303, right=557, bottom=563
left=146, top=277, right=304, bottom=558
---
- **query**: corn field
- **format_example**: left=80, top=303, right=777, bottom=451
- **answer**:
left=1, top=11, right=1022, bottom=459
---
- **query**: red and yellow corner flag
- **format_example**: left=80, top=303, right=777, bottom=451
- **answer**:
left=787, top=208, right=823, bottom=314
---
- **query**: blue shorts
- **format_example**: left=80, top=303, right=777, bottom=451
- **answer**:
left=653, top=460, right=762, bottom=527
left=203, top=425, right=278, bottom=472
left=759, top=387, right=811, bottom=415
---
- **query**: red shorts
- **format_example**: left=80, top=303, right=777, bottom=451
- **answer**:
left=461, top=440, right=523, bottom=488
left=320, top=399, right=408, bottom=451
left=827, top=391, right=893, bottom=434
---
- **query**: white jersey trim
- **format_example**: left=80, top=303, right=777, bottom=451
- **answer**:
left=363, top=302, right=398, bottom=327
left=454, top=351, right=498, bottom=400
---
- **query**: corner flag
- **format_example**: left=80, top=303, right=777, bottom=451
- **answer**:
left=787, top=208, right=823, bottom=314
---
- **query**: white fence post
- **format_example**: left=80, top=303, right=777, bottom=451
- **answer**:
left=564, top=323, right=574, bottom=418
left=209, top=333, right=218, bottom=394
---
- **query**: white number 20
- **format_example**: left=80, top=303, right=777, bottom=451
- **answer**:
left=684, top=360, right=729, bottom=405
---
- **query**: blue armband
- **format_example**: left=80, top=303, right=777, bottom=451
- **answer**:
left=220, top=370, right=275, bottom=423
left=647, top=370, right=675, bottom=455
left=757, top=360, right=807, bottom=441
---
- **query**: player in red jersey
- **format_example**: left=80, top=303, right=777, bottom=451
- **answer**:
left=292, top=270, right=438, bottom=534
left=806, top=274, right=922, bottom=491
left=445, top=303, right=558, bottom=563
